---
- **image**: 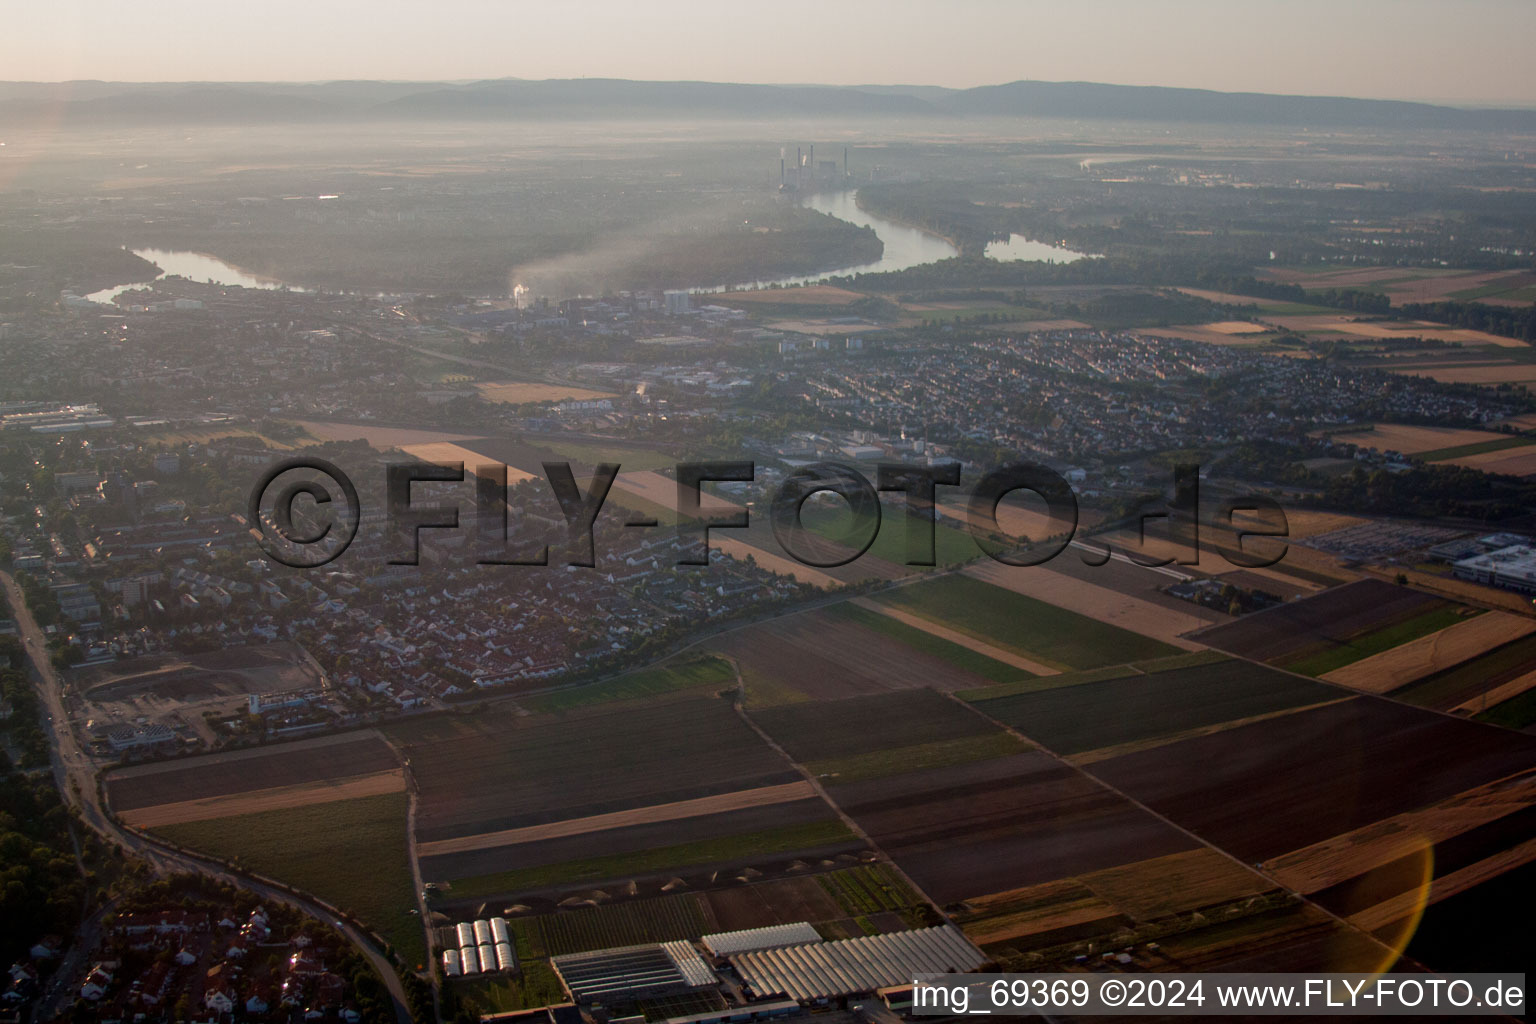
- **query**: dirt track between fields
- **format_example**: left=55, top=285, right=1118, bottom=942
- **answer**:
left=848, top=597, right=1060, bottom=675
left=416, top=779, right=819, bottom=858
left=121, top=769, right=406, bottom=827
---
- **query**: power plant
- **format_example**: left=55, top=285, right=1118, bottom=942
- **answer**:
left=778, top=142, right=852, bottom=192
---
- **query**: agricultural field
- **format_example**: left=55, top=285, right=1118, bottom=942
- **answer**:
left=827, top=751, right=1197, bottom=904
left=1320, top=611, right=1534, bottom=694
left=437, top=819, right=860, bottom=901
left=106, top=731, right=402, bottom=825
left=829, top=602, right=1033, bottom=684
left=1279, top=604, right=1476, bottom=678
left=1390, top=632, right=1536, bottom=712
left=391, top=696, right=880, bottom=899
left=967, top=657, right=1339, bottom=757
left=797, top=500, right=981, bottom=568
left=954, top=848, right=1274, bottom=951
left=1088, top=697, right=1536, bottom=864
left=747, top=688, right=1003, bottom=765
left=519, top=654, right=737, bottom=713
left=1314, top=422, right=1529, bottom=457
left=1192, top=579, right=1447, bottom=668
left=870, top=574, right=1181, bottom=671
left=964, top=559, right=1216, bottom=649
left=154, top=792, right=424, bottom=970
left=710, top=608, right=1013, bottom=704
left=472, top=380, right=615, bottom=404
left=390, top=697, right=799, bottom=844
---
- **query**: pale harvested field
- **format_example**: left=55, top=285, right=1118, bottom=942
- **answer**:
left=722, top=284, right=866, bottom=307
left=398, top=442, right=538, bottom=482
left=1347, top=835, right=1536, bottom=934
left=1271, top=314, right=1525, bottom=348
left=122, top=769, right=404, bottom=828
left=1263, top=267, right=1424, bottom=288
left=473, top=380, right=614, bottom=404
left=1452, top=669, right=1536, bottom=716
left=1374, top=567, right=1536, bottom=614
left=1080, top=848, right=1272, bottom=921
left=1321, top=612, right=1536, bottom=694
left=712, top=537, right=839, bottom=589
left=849, top=597, right=1060, bottom=675
left=416, top=780, right=818, bottom=858
left=1264, top=770, right=1536, bottom=894
left=1006, top=318, right=1091, bottom=331
left=1389, top=362, right=1536, bottom=385
left=291, top=420, right=485, bottom=448
left=1496, top=412, right=1536, bottom=431
left=1132, top=325, right=1274, bottom=346
left=1256, top=508, right=1368, bottom=540
left=615, top=470, right=742, bottom=515
left=964, top=561, right=1209, bottom=650
left=1175, top=287, right=1283, bottom=307
left=1440, top=446, right=1536, bottom=476
left=1262, top=266, right=1535, bottom=306
left=1317, top=423, right=1513, bottom=456
left=956, top=878, right=1118, bottom=946
left=938, top=496, right=1102, bottom=542
left=1092, top=519, right=1352, bottom=592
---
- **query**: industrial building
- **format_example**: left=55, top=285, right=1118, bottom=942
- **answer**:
left=1452, top=544, right=1536, bottom=594
left=732, top=925, right=984, bottom=1003
left=550, top=941, right=715, bottom=1003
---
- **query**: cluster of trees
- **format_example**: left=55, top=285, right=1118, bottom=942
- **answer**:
left=0, top=644, right=86, bottom=964
left=1225, top=441, right=1536, bottom=521
left=1, top=640, right=50, bottom=770
left=1400, top=300, right=1536, bottom=343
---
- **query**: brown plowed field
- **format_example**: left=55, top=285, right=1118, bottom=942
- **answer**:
left=827, top=752, right=1197, bottom=904
left=710, top=609, right=1003, bottom=699
left=106, top=731, right=399, bottom=811
left=1089, top=697, right=1536, bottom=863
left=1192, top=579, right=1442, bottom=664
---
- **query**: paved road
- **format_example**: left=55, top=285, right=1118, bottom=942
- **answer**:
left=0, top=570, right=416, bottom=1024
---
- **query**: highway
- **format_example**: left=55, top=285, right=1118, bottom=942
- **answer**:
left=0, top=570, right=416, bottom=1024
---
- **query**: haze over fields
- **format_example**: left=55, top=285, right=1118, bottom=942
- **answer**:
left=2, top=6, right=1536, bottom=1023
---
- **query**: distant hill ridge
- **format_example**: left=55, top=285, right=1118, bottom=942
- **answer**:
left=1, top=77, right=1532, bottom=130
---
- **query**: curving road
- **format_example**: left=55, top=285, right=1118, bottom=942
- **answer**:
left=0, top=570, right=415, bottom=1024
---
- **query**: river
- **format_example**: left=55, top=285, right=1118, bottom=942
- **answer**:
left=84, top=192, right=1089, bottom=302
left=84, top=249, right=299, bottom=304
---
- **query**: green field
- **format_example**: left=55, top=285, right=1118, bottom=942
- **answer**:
left=804, top=731, right=1027, bottom=784
left=1392, top=633, right=1536, bottom=709
left=830, top=602, right=1031, bottom=683
left=1418, top=437, right=1536, bottom=463
left=445, top=819, right=859, bottom=901
left=955, top=651, right=1228, bottom=702
left=872, top=575, right=1179, bottom=671
left=451, top=962, right=566, bottom=1017
left=513, top=892, right=712, bottom=957
left=818, top=863, right=925, bottom=916
left=1277, top=605, right=1473, bottom=678
left=155, top=792, right=424, bottom=969
left=521, top=654, right=736, bottom=713
left=798, top=501, right=981, bottom=568
left=967, top=658, right=1336, bottom=756
left=1476, top=686, right=1536, bottom=730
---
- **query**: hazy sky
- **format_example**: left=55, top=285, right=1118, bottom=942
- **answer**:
left=6, top=0, right=1535, bottom=106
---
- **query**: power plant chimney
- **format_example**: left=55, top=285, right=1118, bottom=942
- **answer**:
left=844, top=147, right=848, bottom=177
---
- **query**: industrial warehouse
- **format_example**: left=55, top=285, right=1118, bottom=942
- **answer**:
left=507, top=923, right=988, bottom=1022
